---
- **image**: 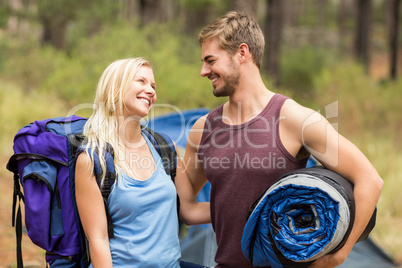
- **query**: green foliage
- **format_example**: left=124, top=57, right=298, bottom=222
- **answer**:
left=0, top=81, right=68, bottom=155
left=295, top=2, right=337, bottom=27
left=0, top=22, right=227, bottom=150
left=2, top=42, right=70, bottom=92
left=32, top=23, right=222, bottom=109
left=65, top=0, right=121, bottom=52
left=37, top=0, right=83, bottom=21
left=180, top=0, right=228, bottom=11
left=0, top=38, right=10, bottom=71
left=1, top=22, right=225, bottom=111
left=280, top=45, right=336, bottom=100
left=0, top=4, right=10, bottom=28
left=313, top=60, right=402, bottom=140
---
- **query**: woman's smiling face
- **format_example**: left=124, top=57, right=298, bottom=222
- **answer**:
left=122, top=65, right=157, bottom=119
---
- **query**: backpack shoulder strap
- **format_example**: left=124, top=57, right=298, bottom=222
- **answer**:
left=141, top=126, right=177, bottom=182
left=76, top=145, right=116, bottom=239
left=141, top=126, right=180, bottom=219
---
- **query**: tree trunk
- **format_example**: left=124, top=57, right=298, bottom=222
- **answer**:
left=37, top=0, right=80, bottom=50
left=40, top=17, right=68, bottom=50
left=388, top=0, right=400, bottom=80
left=7, top=0, right=24, bottom=33
left=354, top=0, right=372, bottom=72
left=124, top=0, right=140, bottom=22
left=337, top=0, right=349, bottom=52
left=229, top=0, right=258, bottom=19
left=139, top=0, right=173, bottom=26
left=316, top=0, right=326, bottom=27
left=179, top=2, right=216, bottom=35
left=264, top=0, right=283, bottom=86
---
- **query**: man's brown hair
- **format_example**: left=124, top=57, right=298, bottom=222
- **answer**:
left=198, top=11, right=265, bottom=69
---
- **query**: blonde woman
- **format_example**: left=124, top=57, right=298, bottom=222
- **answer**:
left=75, top=57, right=210, bottom=267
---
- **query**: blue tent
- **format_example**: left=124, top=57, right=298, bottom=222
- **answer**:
left=148, top=108, right=209, bottom=149
left=148, top=109, right=398, bottom=268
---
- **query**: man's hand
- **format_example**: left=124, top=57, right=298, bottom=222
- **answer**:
left=308, top=250, right=348, bottom=268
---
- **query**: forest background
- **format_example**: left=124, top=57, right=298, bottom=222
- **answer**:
left=0, top=0, right=401, bottom=267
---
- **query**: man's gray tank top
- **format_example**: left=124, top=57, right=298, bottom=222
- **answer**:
left=198, top=94, right=308, bottom=267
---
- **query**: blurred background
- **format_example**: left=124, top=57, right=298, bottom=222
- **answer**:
left=0, top=0, right=401, bottom=267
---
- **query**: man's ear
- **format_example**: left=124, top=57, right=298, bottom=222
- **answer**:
left=238, top=43, right=250, bottom=64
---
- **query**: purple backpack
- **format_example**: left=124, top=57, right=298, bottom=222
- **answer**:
left=6, top=115, right=178, bottom=267
left=7, top=116, right=90, bottom=267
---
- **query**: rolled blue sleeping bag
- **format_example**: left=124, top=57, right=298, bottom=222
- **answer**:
left=241, top=166, right=376, bottom=268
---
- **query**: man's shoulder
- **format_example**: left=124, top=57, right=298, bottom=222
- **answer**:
left=191, top=102, right=225, bottom=131
left=192, top=114, right=209, bottom=130
left=187, top=102, right=226, bottom=147
left=281, top=98, right=320, bottom=128
left=185, top=114, right=210, bottom=148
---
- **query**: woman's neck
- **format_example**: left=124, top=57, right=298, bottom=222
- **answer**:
left=117, top=115, right=143, bottom=148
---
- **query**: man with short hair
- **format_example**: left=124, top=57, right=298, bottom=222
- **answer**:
left=183, top=11, right=383, bottom=268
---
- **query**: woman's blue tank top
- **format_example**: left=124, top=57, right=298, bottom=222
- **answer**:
left=106, top=133, right=181, bottom=267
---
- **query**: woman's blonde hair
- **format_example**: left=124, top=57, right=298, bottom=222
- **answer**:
left=198, top=11, right=265, bottom=69
left=83, top=57, right=152, bottom=185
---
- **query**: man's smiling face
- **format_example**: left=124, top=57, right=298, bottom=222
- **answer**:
left=200, top=38, right=240, bottom=97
